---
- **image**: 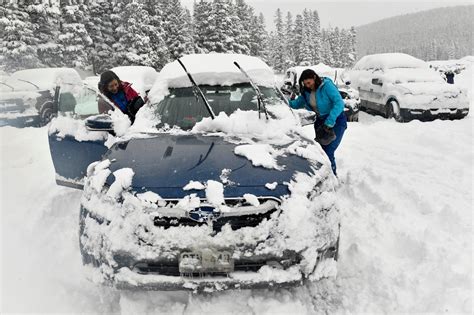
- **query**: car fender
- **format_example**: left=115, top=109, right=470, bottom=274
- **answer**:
left=381, top=83, right=403, bottom=107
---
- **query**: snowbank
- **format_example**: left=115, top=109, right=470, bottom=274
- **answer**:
left=1, top=113, right=472, bottom=313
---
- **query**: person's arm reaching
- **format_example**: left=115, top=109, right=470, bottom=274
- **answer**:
left=288, top=94, right=306, bottom=110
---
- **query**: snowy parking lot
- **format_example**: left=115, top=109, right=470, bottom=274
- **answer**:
left=1, top=111, right=471, bottom=313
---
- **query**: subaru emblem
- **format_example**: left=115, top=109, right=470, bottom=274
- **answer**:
left=188, top=206, right=221, bottom=222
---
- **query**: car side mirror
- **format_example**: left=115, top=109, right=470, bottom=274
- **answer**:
left=85, top=114, right=114, bottom=131
left=296, top=110, right=317, bottom=126
left=372, top=78, right=383, bottom=86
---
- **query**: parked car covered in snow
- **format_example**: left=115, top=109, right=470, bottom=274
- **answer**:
left=83, top=75, right=100, bottom=89
left=348, top=53, right=470, bottom=121
left=0, top=68, right=83, bottom=127
left=281, top=64, right=361, bottom=122
left=48, top=53, right=340, bottom=291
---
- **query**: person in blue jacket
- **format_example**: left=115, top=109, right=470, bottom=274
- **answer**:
left=289, top=69, right=347, bottom=176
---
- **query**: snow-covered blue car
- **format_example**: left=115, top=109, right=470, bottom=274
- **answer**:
left=48, top=54, right=340, bottom=291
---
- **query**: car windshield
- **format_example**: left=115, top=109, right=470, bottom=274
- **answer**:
left=154, top=83, right=284, bottom=130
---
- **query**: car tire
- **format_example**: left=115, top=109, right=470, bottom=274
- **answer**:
left=350, top=112, right=359, bottom=122
left=39, top=103, right=56, bottom=126
left=386, top=100, right=403, bottom=122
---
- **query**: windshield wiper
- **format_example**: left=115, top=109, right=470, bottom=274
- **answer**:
left=15, top=79, right=40, bottom=89
left=233, top=61, right=269, bottom=120
left=177, top=58, right=216, bottom=119
left=0, top=82, right=14, bottom=91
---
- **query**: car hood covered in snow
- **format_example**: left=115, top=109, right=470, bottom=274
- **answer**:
left=396, top=81, right=464, bottom=96
left=103, top=133, right=315, bottom=199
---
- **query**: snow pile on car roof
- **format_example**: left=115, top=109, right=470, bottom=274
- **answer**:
left=353, top=53, right=428, bottom=70
left=149, top=54, right=276, bottom=103
left=11, top=68, right=83, bottom=90
left=111, top=66, right=158, bottom=97
left=287, top=63, right=335, bottom=79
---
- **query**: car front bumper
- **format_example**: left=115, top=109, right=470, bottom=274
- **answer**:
left=79, top=202, right=338, bottom=292
left=109, top=265, right=305, bottom=292
left=400, top=107, right=469, bottom=121
left=0, top=113, right=40, bottom=127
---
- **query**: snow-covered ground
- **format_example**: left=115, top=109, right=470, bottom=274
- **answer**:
left=1, top=110, right=471, bottom=313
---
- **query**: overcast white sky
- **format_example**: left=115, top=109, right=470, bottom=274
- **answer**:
left=181, top=0, right=472, bottom=29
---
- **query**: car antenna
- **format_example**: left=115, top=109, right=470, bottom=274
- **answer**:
left=177, top=58, right=216, bottom=120
left=233, top=61, right=269, bottom=120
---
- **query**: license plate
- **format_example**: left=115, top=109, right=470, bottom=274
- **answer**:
left=0, top=103, right=18, bottom=108
left=179, top=249, right=234, bottom=275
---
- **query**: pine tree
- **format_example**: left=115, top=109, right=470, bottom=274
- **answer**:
left=248, top=13, right=268, bottom=59
left=298, top=10, right=312, bottom=66
left=271, top=8, right=286, bottom=71
left=283, top=12, right=295, bottom=68
left=348, top=26, right=357, bottom=66
left=328, top=27, right=342, bottom=67
left=86, top=0, right=116, bottom=73
left=58, top=0, right=92, bottom=69
left=114, top=0, right=164, bottom=68
left=183, top=7, right=195, bottom=54
left=193, top=0, right=214, bottom=53
left=27, top=1, right=62, bottom=68
left=292, top=14, right=304, bottom=66
left=0, top=1, right=41, bottom=72
left=320, top=29, right=334, bottom=66
left=447, top=40, right=456, bottom=60
left=233, top=0, right=252, bottom=55
left=161, top=0, right=194, bottom=60
left=207, top=0, right=236, bottom=53
left=311, top=10, right=322, bottom=64
left=144, top=0, right=169, bottom=69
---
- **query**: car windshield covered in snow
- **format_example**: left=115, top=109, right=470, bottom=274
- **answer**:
left=154, top=83, right=283, bottom=129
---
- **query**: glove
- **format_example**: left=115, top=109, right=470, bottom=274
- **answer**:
left=315, top=124, right=336, bottom=146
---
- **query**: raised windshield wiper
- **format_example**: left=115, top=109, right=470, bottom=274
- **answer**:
left=0, top=82, right=14, bottom=91
left=15, top=79, right=40, bottom=89
left=233, top=61, right=269, bottom=120
left=177, top=58, right=216, bottom=119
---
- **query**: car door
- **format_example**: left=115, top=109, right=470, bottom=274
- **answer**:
left=367, top=75, right=386, bottom=113
left=48, top=85, right=110, bottom=189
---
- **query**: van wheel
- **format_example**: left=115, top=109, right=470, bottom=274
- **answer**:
left=350, top=112, right=359, bottom=122
left=39, top=104, right=55, bottom=126
left=386, top=100, right=403, bottom=122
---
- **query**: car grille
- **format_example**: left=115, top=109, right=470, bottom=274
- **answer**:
left=154, top=209, right=276, bottom=232
left=0, top=99, right=24, bottom=113
left=132, top=256, right=300, bottom=277
left=153, top=197, right=280, bottom=232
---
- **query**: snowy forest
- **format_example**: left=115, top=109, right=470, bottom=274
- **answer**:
left=356, top=5, right=473, bottom=61
left=0, top=0, right=357, bottom=74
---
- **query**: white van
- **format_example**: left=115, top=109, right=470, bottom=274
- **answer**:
left=348, top=53, right=469, bottom=121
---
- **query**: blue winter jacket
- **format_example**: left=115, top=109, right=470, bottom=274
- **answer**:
left=289, top=77, right=345, bottom=127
